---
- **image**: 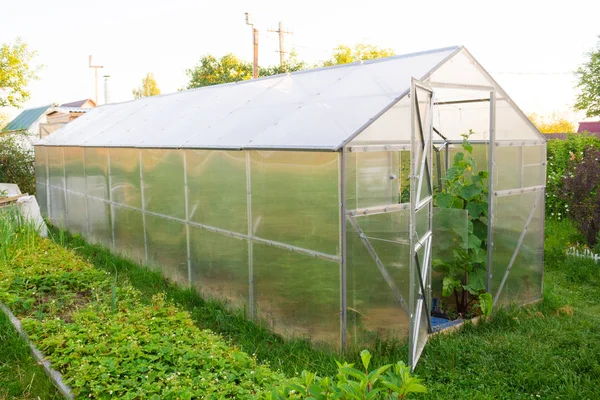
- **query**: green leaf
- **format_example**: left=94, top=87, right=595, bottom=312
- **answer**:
left=466, top=201, right=488, bottom=219
left=479, top=292, right=493, bottom=316
left=466, top=269, right=486, bottom=293
left=434, top=192, right=454, bottom=208
left=453, top=152, right=465, bottom=164
left=360, top=349, right=371, bottom=371
left=459, top=184, right=483, bottom=201
left=443, top=276, right=461, bottom=297
left=467, top=233, right=482, bottom=249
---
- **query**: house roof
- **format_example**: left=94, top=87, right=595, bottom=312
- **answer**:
left=2, top=105, right=52, bottom=133
left=60, top=99, right=96, bottom=108
left=578, top=121, right=600, bottom=133
left=38, top=46, right=544, bottom=150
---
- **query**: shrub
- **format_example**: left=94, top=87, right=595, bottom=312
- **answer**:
left=0, top=133, right=35, bottom=195
left=560, top=146, right=600, bottom=247
left=546, top=133, right=600, bottom=220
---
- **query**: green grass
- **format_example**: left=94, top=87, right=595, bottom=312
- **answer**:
left=0, top=309, right=61, bottom=399
left=52, top=218, right=600, bottom=399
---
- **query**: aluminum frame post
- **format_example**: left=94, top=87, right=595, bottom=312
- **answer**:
left=486, top=91, right=496, bottom=294
left=183, top=151, right=192, bottom=285
left=45, top=147, right=50, bottom=219
left=61, top=148, right=68, bottom=228
left=138, top=150, right=149, bottom=264
left=339, top=149, right=348, bottom=351
left=107, top=149, right=116, bottom=250
left=246, top=152, right=255, bottom=320
left=82, top=149, right=89, bottom=236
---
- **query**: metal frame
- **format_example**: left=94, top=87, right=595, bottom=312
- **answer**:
left=245, top=152, right=255, bottom=320
left=138, top=150, right=149, bottom=264
left=183, top=151, right=192, bottom=285
left=486, top=91, right=496, bottom=292
left=339, top=150, right=347, bottom=350
left=409, top=79, right=435, bottom=369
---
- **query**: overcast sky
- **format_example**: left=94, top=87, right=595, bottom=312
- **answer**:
left=1, top=0, right=598, bottom=124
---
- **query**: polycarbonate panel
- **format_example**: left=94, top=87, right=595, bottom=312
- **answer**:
left=87, top=197, right=112, bottom=247
left=346, top=214, right=411, bottom=346
left=47, top=146, right=64, bottom=189
left=253, top=242, right=340, bottom=347
left=349, top=96, right=411, bottom=145
left=145, top=214, right=188, bottom=286
left=349, top=151, right=399, bottom=210
left=189, top=226, right=249, bottom=310
left=250, top=151, right=339, bottom=255
left=112, top=205, right=145, bottom=263
left=522, top=164, right=546, bottom=188
left=142, top=149, right=185, bottom=219
left=34, top=146, right=47, bottom=186
left=491, top=191, right=543, bottom=306
left=39, top=47, right=458, bottom=150
left=431, top=208, right=469, bottom=303
left=411, top=243, right=429, bottom=365
left=36, top=183, right=48, bottom=217
left=415, top=86, right=433, bottom=204
left=494, top=146, right=521, bottom=190
left=84, top=148, right=109, bottom=200
left=63, top=147, right=85, bottom=194
left=186, top=150, right=247, bottom=233
left=109, top=148, right=141, bottom=208
left=49, top=186, right=66, bottom=228
left=66, top=192, right=87, bottom=235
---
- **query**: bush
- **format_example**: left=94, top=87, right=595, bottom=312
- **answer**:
left=560, top=146, right=600, bottom=247
left=546, top=133, right=600, bottom=220
left=0, top=133, right=35, bottom=195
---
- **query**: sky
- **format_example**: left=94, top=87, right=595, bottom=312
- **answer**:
left=1, top=0, right=599, bottom=125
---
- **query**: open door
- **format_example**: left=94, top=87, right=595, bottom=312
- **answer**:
left=409, top=79, right=434, bottom=368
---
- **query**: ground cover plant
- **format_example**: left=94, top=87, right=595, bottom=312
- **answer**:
left=52, top=215, right=600, bottom=399
left=0, top=208, right=424, bottom=399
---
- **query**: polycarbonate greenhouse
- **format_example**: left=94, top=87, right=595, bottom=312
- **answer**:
left=35, top=46, right=546, bottom=367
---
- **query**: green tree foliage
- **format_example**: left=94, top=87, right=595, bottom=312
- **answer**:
left=0, top=38, right=40, bottom=108
left=132, top=72, right=161, bottom=99
left=186, top=51, right=307, bottom=89
left=575, top=38, right=600, bottom=118
left=322, top=43, right=395, bottom=66
left=0, top=113, right=7, bottom=130
left=0, top=134, right=35, bottom=195
left=186, top=54, right=253, bottom=89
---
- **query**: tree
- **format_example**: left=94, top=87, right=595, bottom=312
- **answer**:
left=322, top=43, right=395, bottom=66
left=186, top=51, right=308, bottom=89
left=575, top=38, right=600, bottom=118
left=186, top=54, right=253, bottom=89
left=132, top=72, right=161, bottom=99
left=0, top=38, right=40, bottom=108
left=528, top=112, right=576, bottom=133
left=0, top=113, right=7, bottom=131
left=258, top=50, right=307, bottom=76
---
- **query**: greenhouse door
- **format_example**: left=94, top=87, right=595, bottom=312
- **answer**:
left=409, top=79, right=434, bottom=368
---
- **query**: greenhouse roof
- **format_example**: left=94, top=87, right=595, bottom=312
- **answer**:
left=37, top=46, right=543, bottom=150
left=38, top=47, right=464, bottom=150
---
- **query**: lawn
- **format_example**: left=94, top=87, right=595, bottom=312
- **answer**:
left=2, top=216, right=599, bottom=398
left=0, top=312, right=61, bottom=399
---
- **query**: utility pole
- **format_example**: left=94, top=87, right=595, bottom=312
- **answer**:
left=245, top=13, right=259, bottom=79
left=268, top=22, right=293, bottom=66
left=88, top=55, right=104, bottom=104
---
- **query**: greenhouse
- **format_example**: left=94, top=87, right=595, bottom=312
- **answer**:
left=34, top=46, right=546, bottom=367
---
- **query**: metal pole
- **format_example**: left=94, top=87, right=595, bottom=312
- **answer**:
left=139, top=150, right=149, bottom=264
left=183, top=151, right=192, bottom=286
left=340, top=149, right=347, bottom=351
left=61, top=148, right=67, bottom=229
left=246, top=152, right=255, bottom=319
left=486, top=91, right=496, bottom=294
left=278, top=22, right=285, bottom=66
left=82, top=149, right=89, bottom=237
left=107, top=149, right=116, bottom=250
left=45, top=147, right=50, bottom=219
left=409, top=81, right=417, bottom=367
